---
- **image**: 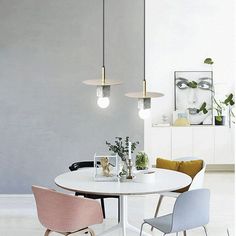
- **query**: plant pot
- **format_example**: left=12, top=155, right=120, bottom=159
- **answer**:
left=119, top=174, right=127, bottom=182
left=135, top=152, right=149, bottom=170
left=215, top=116, right=225, bottom=126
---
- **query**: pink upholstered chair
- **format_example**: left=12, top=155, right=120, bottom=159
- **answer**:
left=32, top=185, right=103, bottom=236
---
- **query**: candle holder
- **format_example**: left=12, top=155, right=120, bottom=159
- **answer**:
left=126, top=159, right=133, bottom=180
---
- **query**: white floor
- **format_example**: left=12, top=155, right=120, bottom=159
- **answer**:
left=0, top=172, right=234, bottom=236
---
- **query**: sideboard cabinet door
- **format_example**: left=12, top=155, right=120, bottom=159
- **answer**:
left=192, top=127, right=214, bottom=164
left=171, top=127, right=192, bottom=159
left=214, top=127, right=234, bottom=164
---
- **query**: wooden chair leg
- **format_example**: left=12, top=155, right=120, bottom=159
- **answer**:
left=100, top=198, right=106, bottom=218
left=87, top=228, right=95, bottom=236
left=151, top=195, right=164, bottom=231
left=44, top=229, right=51, bottom=236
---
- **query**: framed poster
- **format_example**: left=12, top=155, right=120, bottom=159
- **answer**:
left=174, top=71, right=213, bottom=125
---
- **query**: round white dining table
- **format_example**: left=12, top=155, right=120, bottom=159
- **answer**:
left=55, top=168, right=191, bottom=236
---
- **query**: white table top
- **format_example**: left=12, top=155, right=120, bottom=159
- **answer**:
left=55, top=168, right=192, bottom=196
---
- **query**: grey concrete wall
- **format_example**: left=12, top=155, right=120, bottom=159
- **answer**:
left=0, top=0, right=144, bottom=193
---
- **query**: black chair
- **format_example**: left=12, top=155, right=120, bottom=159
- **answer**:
left=69, top=161, right=120, bottom=222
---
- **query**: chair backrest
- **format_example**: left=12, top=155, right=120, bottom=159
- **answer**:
left=174, top=157, right=206, bottom=190
left=32, top=185, right=103, bottom=233
left=171, top=189, right=210, bottom=233
left=69, top=161, right=94, bottom=171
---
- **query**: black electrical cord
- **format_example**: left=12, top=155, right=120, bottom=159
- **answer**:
left=143, top=0, right=146, bottom=82
left=103, top=0, right=105, bottom=67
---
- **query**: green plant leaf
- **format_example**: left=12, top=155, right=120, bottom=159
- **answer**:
left=224, top=93, right=234, bottom=106
left=216, top=116, right=222, bottom=122
left=204, top=58, right=214, bottom=65
left=197, top=102, right=209, bottom=114
left=187, top=81, right=198, bottom=88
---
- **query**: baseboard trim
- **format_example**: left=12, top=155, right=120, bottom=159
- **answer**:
left=0, top=194, right=33, bottom=198
left=206, top=164, right=235, bottom=172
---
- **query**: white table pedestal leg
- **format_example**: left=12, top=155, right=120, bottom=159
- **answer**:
left=97, top=195, right=151, bottom=236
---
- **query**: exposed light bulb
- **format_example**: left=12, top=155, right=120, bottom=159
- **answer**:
left=138, top=109, right=151, bottom=119
left=97, top=97, right=110, bottom=109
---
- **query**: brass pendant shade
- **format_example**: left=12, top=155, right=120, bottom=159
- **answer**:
left=83, top=67, right=122, bottom=86
left=125, top=80, right=164, bottom=98
left=125, top=0, right=164, bottom=119
left=82, top=0, right=122, bottom=109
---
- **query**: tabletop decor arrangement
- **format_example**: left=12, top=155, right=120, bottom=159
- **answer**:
left=94, top=154, right=119, bottom=182
left=106, top=136, right=139, bottom=180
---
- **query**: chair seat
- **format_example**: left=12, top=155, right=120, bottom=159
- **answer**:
left=144, top=214, right=172, bottom=234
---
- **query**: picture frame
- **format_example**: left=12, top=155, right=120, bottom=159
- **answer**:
left=174, top=71, right=213, bottom=125
left=94, top=154, right=119, bottom=182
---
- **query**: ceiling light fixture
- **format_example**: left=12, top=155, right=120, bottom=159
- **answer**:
left=83, top=0, right=122, bottom=109
left=125, top=0, right=164, bottom=119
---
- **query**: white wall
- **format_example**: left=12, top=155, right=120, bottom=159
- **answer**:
left=145, top=0, right=235, bottom=145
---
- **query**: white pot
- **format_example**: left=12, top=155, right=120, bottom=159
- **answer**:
left=134, top=170, right=156, bottom=183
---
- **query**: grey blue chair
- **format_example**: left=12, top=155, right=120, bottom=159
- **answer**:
left=152, top=157, right=206, bottom=231
left=140, top=189, right=210, bottom=236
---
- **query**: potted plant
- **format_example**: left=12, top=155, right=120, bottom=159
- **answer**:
left=135, top=152, right=149, bottom=170
left=203, top=58, right=235, bottom=125
left=214, top=93, right=235, bottom=125
left=106, top=136, right=139, bottom=175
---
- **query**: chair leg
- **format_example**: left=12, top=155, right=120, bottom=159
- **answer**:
left=151, top=195, right=164, bottom=231
left=203, top=226, right=208, bottom=236
left=44, top=229, right=51, bottom=236
left=100, top=198, right=106, bottom=218
left=87, top=228, right=95, bottom=236
left=183, top=230, right=187, bottom=236
left=118, top=197, right=120, bottom=222
left=140, top=222, right=145, bottom=236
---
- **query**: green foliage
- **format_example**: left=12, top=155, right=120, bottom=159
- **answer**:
left=204, top=58, right=214, bottom=65
left=224, top=93, right=235, bottom=106
left=187, top=81, right=198, bottom=88
left=135, top=152, right=149, bottom=170
left=197, top=102, right=208, bottom=114
left=214, top=93, right=235, bottom=116
left=197, top=94, right=235, bottom=122
left=215, top=115, right=223, bottom=122
left=106, top=136, right=139, bottom=162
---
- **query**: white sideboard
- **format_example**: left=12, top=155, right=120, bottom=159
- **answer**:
left=144, top=126, right=235, bottom=165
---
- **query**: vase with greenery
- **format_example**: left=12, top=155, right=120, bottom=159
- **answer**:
left=106, top=136, right=139, bottom=175
left=135, top=152, right=149, bottom=170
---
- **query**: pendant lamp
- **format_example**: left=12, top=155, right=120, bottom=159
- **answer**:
left=125, top=0, right=164, bottom=119
left=83, top=0, right=122, bottom=109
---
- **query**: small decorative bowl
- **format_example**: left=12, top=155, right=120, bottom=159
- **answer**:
left=134, top=170, right=156, bottom=183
